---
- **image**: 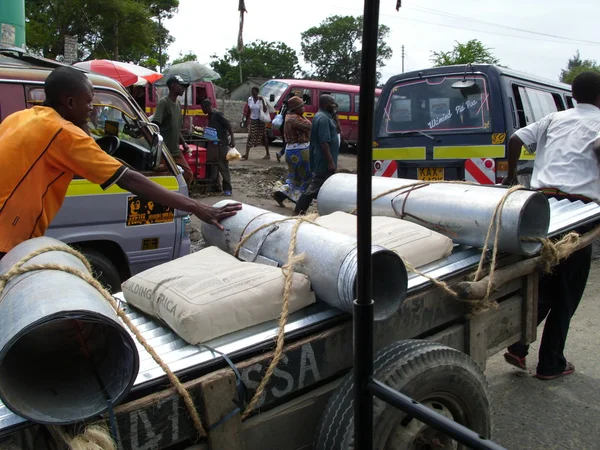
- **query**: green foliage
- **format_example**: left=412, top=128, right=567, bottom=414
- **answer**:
left=300, top=15, right=392, bottom=84
left=430, top=40, right=499, bottom=67
left=560, top=51, right=600, bottom=84
left=171, top=51, right=198, bottom=66
left=210, top=40, right=301, bottom=92
left=24, top=0, right=177, bottom=67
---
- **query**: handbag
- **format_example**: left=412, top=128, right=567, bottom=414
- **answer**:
left=272, top=114, right=283, bottom=129
left=259, top=99, right=272, bottom=124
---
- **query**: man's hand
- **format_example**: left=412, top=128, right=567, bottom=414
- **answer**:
left=501, top=175, right=517, bottom=186
left=327, top=160, right=337, bottom=174
left=192, top=202, right=242, bottom=231
left=183, top=143, right=191, bottom=155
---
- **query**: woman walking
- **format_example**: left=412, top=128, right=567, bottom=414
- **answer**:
left=244, top=87, right=270, bottom=160
left=273, top=96, right=312, bottom=206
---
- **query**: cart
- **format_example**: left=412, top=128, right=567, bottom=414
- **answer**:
left=0, top=192, right=598, bottom=450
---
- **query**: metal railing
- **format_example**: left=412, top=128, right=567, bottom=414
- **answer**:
left=353, top=1, right=507, bottom=449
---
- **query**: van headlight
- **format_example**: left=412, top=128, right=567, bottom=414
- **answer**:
left=182, top=215, right=192, bottom=238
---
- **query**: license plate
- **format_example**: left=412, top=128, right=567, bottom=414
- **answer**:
left=418, top=167, right=444, bottom=181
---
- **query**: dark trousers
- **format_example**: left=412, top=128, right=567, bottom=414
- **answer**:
left=294, top=172, right=331, bottom=215
left=508, top=241, right=592, bottom=376
left=214, top=144, right=232, bottom=192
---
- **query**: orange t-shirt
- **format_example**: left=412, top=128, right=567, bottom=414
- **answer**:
left=0, top=106, right=127, bottom=253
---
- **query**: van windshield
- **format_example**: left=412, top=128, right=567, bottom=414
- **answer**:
left=260, top=80, right=289, bottom=106
left=378, top=75, right=492, bottom=138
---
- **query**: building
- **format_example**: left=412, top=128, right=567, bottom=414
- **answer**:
left=229, top=77, right=269, bottom=101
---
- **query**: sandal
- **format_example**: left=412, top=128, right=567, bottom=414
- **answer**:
left=241, top=155, right=249, bottom=160
left=504, top=352, right=527, bottom=370
left=276, top=153, right=281, bottom=163
left=535, top=362, right=575, bottom=380
left=262, top=155, right=271, bottom=160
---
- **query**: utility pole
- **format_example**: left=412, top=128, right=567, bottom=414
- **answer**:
left=401, top=45, right=405, bottom=73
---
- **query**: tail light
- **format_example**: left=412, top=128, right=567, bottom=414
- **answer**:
left=496, top=161, right=509, bottom=183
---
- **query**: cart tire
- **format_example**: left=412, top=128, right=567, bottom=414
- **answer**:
left=314, top=340, right=492, bottom=450
left=81, top=249, right=122, bottom=294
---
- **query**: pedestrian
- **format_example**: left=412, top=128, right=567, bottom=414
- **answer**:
left=243, top=86, right=270, bottom=160
left=276, top=92, right=296, bottom=163
left=272, top=96, right=312, bottom=207
left=0, top=66, right=241, bottom=261
left=294, top=94, right=340, bottom=215
left=502, top=71, right=600, bottom=380
left=201, top=99, right=236, bottom=196
left=152, top=75, right=194, bottom=187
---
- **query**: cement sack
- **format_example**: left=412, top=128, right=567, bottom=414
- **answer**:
left=315, top=212, right=454, bottom=268
left=121, top=246, right=316, bottom=345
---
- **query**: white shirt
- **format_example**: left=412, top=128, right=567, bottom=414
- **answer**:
left=515, top=104, right=600, bottom=202
left=248, top=97, right=263, bottom=120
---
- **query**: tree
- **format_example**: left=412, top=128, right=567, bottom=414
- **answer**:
left=25, top=0, right=177, bottom=67
left=560, top=51, right=600, bottom=84
left=430, top=40, right=499, bottom=67
left=301, top=15, right=392, bottom=84
left=210, top=40, right=301, bottom=92
left=171, top=51, right=198, bottom=66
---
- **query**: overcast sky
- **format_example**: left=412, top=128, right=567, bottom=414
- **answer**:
left=165, top=0, right=600, bottom=85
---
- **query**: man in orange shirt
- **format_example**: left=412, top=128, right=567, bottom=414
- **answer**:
left=0, top=66, right=241, bottom=260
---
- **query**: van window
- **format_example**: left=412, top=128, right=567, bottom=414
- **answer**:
left=195, top=85, right=208, bottom=106
left=522, top=87, right=559, bottom=122
left=287, top=88, right=313, bottom=106
left=330, top=93, right=351, bottom=112
left=566, top=96, right=577, bottom=108
left=379, top=75, right=491, bottom=137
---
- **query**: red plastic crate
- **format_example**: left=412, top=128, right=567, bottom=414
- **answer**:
left=184, top=145, right=207, bottom=180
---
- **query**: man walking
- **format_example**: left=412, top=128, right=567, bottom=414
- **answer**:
left=152, top=75, right=193, bottom=187
left=201, top=99, right=235, bottom=196
left=502, top=71, right=600, bottom=380
left=294, top=94, right=339, bottom=215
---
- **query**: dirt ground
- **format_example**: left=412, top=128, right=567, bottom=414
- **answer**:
left=189, top=133, right=600, bottom=448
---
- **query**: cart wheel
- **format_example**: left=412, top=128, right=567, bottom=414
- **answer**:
left=314, top=340, right=492, bottom=450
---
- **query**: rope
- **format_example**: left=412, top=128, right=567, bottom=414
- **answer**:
left=236, top=214, right=318, bottom=419
left=0, top=246, right=208, bottom=440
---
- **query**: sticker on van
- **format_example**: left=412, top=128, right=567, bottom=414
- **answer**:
left=127, top=196, right=174, bottom=227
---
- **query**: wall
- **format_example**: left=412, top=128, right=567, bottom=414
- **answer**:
left=217, top=99, right=247, bottom=133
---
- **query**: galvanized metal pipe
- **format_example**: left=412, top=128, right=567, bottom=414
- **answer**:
left=0, top=237, right=139, bottom=425
left=201, top=201, right=408, bottom=321
left=317, top=174, right=550, bottom=256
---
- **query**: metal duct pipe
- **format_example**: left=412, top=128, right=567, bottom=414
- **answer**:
left=317, top=174, right=550, bottom=256
left=201, top=201, right=408, bottom=321
left=0, top=237, right=139, bottom=424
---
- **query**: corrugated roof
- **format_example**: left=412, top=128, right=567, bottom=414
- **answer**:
left=1, top=197, right=599, bottom=434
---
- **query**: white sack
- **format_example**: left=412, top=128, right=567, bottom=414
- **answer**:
left=121, top=246, right=315, bottom=345
left=315, top=212, right=454, bottom=268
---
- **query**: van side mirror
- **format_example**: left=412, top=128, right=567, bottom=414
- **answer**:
left=270, top=94, right=275, bottom=102
left=150, top=133, right=163, bottom=169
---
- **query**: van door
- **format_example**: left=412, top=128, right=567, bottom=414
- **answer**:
left=0, top=83, right=26, bottom=121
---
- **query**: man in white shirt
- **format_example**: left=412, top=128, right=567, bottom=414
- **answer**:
left=502, top=71, right=600, bottom=380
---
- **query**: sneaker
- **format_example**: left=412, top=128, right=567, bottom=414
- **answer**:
left=223, top=190, right=232, bottom=196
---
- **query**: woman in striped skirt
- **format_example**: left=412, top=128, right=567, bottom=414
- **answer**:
left=243, top=87, right=271, bottom=160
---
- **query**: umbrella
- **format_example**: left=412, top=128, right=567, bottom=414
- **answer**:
left=155, top=61, right=221, bottom=85
left=73, top=60, right=163, bottom=87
